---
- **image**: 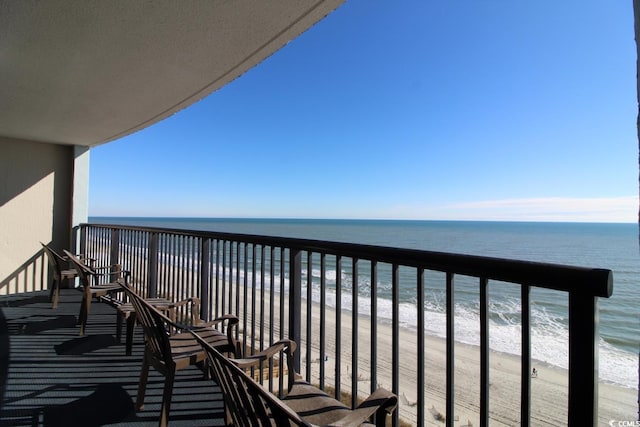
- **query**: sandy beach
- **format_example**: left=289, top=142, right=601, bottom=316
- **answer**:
left=237, top=293, right=638, bottom=426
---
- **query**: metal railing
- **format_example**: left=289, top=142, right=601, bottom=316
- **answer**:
left=79, top=223, right=612, bottom=427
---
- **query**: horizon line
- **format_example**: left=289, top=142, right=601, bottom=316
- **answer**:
left=88, top=215, right=638, bottom=225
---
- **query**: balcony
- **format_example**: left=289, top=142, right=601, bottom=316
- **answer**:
left=1, top=222, right=617, bottom=426
left=1, top=288, right=226, bottom=426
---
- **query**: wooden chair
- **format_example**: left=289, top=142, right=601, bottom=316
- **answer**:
left=117, top=282, right=240, bottom=427
left=116, top=294, right=242, bottom=356
left=41, top=243, right=78, bottom=308
left=190, top=332, right=398, bottom=427
left=41, top=242, right=108, bottom=308
left=116, top=296, right=174, bottom=356
left=63, top=250, right=128, bottom=335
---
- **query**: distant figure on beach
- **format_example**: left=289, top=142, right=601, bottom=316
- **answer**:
left=531, top=368, right=537, bottom=378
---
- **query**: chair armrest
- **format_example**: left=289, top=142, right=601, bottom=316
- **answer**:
left=230, top=339, right=296, bottom=370
left=76, top=254, right=96, bottom=266
left=171, top=297, right=238, bottom=328
left=358, top=387, right=398, bottom=427
left=189, top=314, right=240, bottom=356
left=198, top=313, right=239, bottom=328
left=170, top=314, right=236, bottom=335
left=171, top=296, right=199, bottom=309
left=92, top=264, right=117, bottom=271
left=93, top=264, right=128, bottom=274
left=92, top=266, right=131, bottom=281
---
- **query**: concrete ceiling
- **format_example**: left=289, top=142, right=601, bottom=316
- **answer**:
left=0, top=0, right=344, bottom=147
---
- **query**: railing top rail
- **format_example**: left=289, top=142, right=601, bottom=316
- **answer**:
left=84, top=223, right=613, bottom=298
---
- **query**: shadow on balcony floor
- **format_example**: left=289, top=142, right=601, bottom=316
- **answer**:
left=0, top=289, right=226, bottom=427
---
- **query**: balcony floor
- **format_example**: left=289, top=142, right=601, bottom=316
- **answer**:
left=0, top=289, right=225, bottom=427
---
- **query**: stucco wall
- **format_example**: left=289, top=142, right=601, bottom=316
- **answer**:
left=0, top=137, right=73, bottom=294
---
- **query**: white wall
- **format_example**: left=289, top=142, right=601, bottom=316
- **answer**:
left=0, top=137, right=75, bottom=295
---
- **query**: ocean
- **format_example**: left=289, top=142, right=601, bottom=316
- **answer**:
left=90, top=217, right=639, bottom=389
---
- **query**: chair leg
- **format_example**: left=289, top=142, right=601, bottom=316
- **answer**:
left=116, top=311, right=123, bottom=343
left=125, top=314, right=137, bottom=356
left=203, top=359, right=211, bottom=379
left=78, top=295, right=90, bottom=335
left=49, top=279, right=59, bottom=309
left=136, top=352, right=151, bottom=410
left=159, top=367, right=176, bottom=427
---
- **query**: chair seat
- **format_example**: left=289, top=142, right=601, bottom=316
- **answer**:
left=60, top=268, right=77, bottom=279
left=283, top=379, right=351, bottom=425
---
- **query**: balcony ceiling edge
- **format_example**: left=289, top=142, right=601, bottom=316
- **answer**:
left=0, top=0, right=345, bottom=147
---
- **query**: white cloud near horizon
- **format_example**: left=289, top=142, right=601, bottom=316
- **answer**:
left=417, top=196, right=639, bottom=223
left=91, top=196, right=639, bottom=223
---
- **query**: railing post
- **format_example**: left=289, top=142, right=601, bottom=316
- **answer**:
left=109, top=228, right=120, bottom=283
left=391, top=263, right=400, bottom=427
left=479, top=278, right=489, bottom=427
left=446, top=272, right=455, bottom=427
left=521, top=284, right=531, bottom=427
left=147, top=232, right=158, bottom=298
left=351, top=257, right=359, bottom=408
left=568, top=292, right=599, bottom=427
left=73, top=225, right=87, bottom=289
left=110, top=228, right=120, bottom=266
left=200, top=238, right=211, bottom=321
left=289, top=248, right=302, bottom=373
left=78, top=225, right=87, bottom=256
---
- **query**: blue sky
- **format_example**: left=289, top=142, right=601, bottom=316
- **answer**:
left=90, top=1, right=638, bottom=222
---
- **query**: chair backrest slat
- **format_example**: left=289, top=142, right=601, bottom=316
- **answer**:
left=120, top=284, right=174, bottom=366
left=41, top=243, right=64, bottom=282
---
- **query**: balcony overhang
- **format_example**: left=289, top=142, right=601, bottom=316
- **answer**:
left=0, top=1, right=344, bottom=147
